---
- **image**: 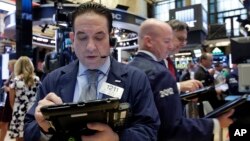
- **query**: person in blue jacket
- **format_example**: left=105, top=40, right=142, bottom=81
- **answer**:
left=129, top=18, right=234, bottom=141
left=24, top=2, right=160, bottom=141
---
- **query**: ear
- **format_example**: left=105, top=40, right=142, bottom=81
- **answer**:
left=144, top=35, right=153, bottom=48
left=69, top=32, right=74, bottom=42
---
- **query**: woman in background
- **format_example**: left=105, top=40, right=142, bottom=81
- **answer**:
left=8, top=56, right=40, bottom=141
left=0, top=59, right=17, bottom=141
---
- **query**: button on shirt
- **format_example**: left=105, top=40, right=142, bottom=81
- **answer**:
left=73, top=57, right=110, bottom=102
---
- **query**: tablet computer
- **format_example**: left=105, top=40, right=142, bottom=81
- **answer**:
left=40, top=98, right=130, bottom=135
left=204, top=94, right=248, bottom=118
left=180, top=86, right=213, bottom=100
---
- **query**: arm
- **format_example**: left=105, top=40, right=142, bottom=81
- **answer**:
left=8, top=88, right=15, bottom=109
left=8, top=78, right=16, bottom=109
left=194, top=69, right=223, bottom=109
left=179, top=80, right=203, bottom=93
left=194, top=70, right=207, bottom=84
left=152, top=71, right=214, bottom=141
left=119, top=70, right=160, bottom=141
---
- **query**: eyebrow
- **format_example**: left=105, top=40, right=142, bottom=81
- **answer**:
left=76, top=31, right=106, bottom=36
left=76, top=32, right=86, bottom=36
left=163, top=37, right=172, bottom=40
left=95, top=31, right=106, bottom=36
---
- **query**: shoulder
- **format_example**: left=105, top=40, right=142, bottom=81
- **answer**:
left=45, top=60, right=78, bottom=78
left=112, top=59, right=147, bottom=78
left=11, top=75, right=25, bottom=88
left=15, top=75, right=23, bottom=80
left=130, top=57, right=171, bottom=78
left=195, top=66, right=204, bottom=74
left=130, top=56, right=155, bottom=71
left=33, top=76, right=41, bottom=83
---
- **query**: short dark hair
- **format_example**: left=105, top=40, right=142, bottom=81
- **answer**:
left=199, top=53, right=210, bottom=62
left=167, top=19, right=189, bottom=32
left=72, top=2, right=113, bottom=33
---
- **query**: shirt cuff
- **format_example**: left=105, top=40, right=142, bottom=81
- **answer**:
left=177, top=82, right=181, bottom=94
left=212, top=118, right=221, bottom=140
left=40, top=131, right=52, bottom=141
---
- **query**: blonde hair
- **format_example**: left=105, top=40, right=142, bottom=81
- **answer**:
left=14, top=56, right=35, bottom=87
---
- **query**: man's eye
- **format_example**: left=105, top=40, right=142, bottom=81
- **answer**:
left=78, top=36, right=87, bottom=40
left=95, top=35, right=104, bottom=41
left=164, top=40, right=171, bottom=43
left=178, top=37, right=186, bottom=42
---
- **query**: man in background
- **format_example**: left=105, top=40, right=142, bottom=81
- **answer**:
left=129, top=18, right=234, bottom=141
left=164, top=19, right=203, bottom=94
left=195, top=53, right=225, bottom=110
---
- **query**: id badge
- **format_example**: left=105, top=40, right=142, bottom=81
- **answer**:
left=99, top=82, right=124, bottom=99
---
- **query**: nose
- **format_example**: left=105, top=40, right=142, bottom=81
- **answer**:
left=168, top=42, right=174, bottom=51
left=86, top=39, right=96, bottom=51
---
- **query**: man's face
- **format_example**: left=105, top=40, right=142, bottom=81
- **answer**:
left=203, top=55, right=213, bottom=68
left=171, top=29, right=188, bottom=54
left=71, top=12, right=110, bottom=69
left=152, top=26, right=173, bottom=60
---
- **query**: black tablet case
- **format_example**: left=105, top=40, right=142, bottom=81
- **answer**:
left=40, top=98, right=130, bottom=135
left=204, top=94, right=248, bottom=118
left=180, top=86, right=213, bottom=100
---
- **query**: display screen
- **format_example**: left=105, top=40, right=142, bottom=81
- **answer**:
left=193, top=49, right=202, bottom=58
left=230, top=37, right=250, bottom=64
left=169, top=4, right=207, bottom=33
left=174, top=52, right=192, bottom=70
left=175, top=8, right=196, bottom=28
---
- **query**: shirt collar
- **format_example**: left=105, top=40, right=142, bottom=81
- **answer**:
left=138, top=50, right=159, bottom=61
left=78, top=56, right=111, bottom=76
left=200, top=64, right=208, bottom=72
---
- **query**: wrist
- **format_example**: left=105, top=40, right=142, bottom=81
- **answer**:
left=40, top=121, right=55, bottom=134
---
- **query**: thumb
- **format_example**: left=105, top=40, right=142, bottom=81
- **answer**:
left=87, top=122, right=107, bottom=132
left=224, top=109, right=235, bottom=118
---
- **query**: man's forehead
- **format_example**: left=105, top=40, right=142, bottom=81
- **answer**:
left=74, top=13, right=109, bottom=30
left=174, top=30, right=187, bottom=36
left=74, top=24, right=108, bottom=35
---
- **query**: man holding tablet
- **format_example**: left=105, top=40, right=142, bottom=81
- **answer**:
left=24, top=2, right=160, bottom=141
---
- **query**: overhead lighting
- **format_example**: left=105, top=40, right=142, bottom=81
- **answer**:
left=175, top=52, right=192, bottom=56
left=215, top=41, right=230, bottom=47
left=0, top=1, right=15, bottom=12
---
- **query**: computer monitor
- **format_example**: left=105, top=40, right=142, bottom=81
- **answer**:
left=193, top=49, right=202, bottom=58
left=230, top=37, right=250, bottom=64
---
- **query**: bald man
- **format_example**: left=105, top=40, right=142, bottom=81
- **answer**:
left=129, top=19, right=234, bottom=141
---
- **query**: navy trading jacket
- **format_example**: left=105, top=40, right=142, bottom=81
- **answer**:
left=24, top=57, right=160, bottom=141
left=129, top=52, right=214, bottom=141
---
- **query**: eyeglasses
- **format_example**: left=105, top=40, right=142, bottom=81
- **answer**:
left=176, top=36, right=187, bottom=43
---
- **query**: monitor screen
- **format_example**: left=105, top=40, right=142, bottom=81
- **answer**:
left=169, top=4, right=207, bottom=33
left=230, top=37, right=250, bottom=64
left=193, top=49, right=202, bottom=58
